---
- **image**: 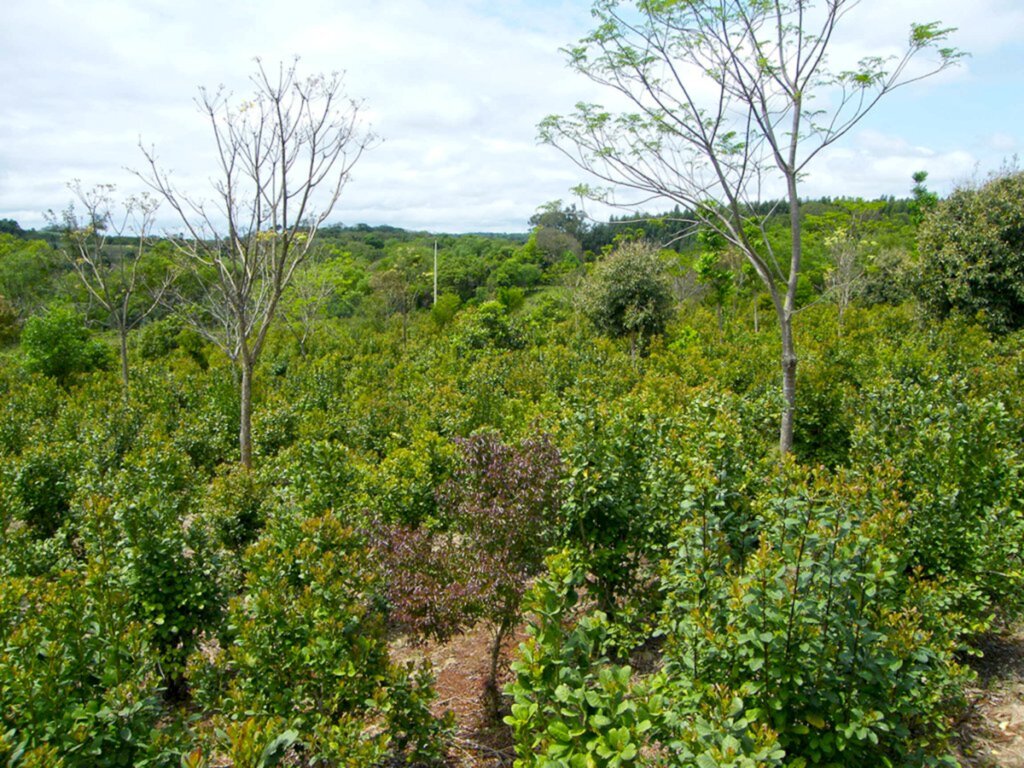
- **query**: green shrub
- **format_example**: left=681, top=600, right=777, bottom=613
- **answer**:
left=430, top=292, right=461, bottom=328
left=137, top=317, right=183, bottom=360
left=193, top=510, right=446, bottom=764
left=21, top=306, right=111, bottom=385
left=0, top=294, right=19, bottom=345
left=917, top=170, right=1024, bottom=333
left=0, top=519, right=75, bottom=578
left=201, top=511, right=386, bottom=718
left=0, top=375, right=63, bottom=456
left=12, top=442, right=80, bottom=538
left=557, top=391, right=770, bottom=644
left=111, top=446, right=222, bottom=697
left=252, top=398, right=299, bottom=458
left=364, top=429, right=455, bottom=526
left=505, top=557, right=663, bottom=767
left=201, top=466, right=269, bottom=552
left=170, top=371, right=239, bottom=471
left=200, top=717, right=301, bottom=768
left=792, top=334, right=856, bottom=468
left=271, top=439, right=365, bottom=517
left=580, top=241, right=674, bottom=353
left=558, top=405, right=651, bottom=617
left=454, top=300, right=525, bottom=351
left=506, top=554, right=784, bottom=768
left=850, top=375, right=1024, bottom=621
left=497, top=285, right=526, bottom=312
left=509, top=463, right=973, bottom=768
left=0, top=572, right=165, bottom=767
left=660, top=466, right=969, bottom=766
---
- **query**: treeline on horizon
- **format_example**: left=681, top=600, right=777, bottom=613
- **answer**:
left=0, top=191, right=923, bottom=322
left=0, top=190, right=921, bottom=246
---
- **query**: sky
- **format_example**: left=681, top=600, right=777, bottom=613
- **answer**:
left=1, top=0, right=1022, bottom=234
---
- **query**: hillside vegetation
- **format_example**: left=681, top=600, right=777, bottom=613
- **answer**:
left=1, top=188, right=1023, bottom=766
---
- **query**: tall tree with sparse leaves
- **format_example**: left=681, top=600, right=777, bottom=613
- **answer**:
left=139, top=59, right=374, bottom=467
left=49, top=182, right=169, bottom=394
left=541, top=0, right=963, bottom=455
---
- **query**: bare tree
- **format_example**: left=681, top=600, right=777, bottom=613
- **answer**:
left=139, top=59, right=374, bottom=467
left=823, top=227, right=863, bottom=335
left=50, top=182, right=169, bottom=394
left=541, top=0, right=962, bottom=455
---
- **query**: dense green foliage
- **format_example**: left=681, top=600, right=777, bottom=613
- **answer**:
left=21, top=305, right=112, bottom=384
left=1, top=185, right=1022, bottom=766
left=0, top=234, right=61, bottom=314
left=580, top=241, right=675, bottom=352
left=918, top=170, right=1024, bottom=332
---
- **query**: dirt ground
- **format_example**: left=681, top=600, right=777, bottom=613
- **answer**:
left=391, top=623, right=518, bottom=767
left=956, top=627, right=1024, bottom=768
left=394, top=622, right=1024, bottom=768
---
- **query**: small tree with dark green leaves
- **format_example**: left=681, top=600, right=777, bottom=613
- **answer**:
left=694, top=251, right=734, bottom=331
left=909, top=170, right=940, bottom=225
left=21, top=305, right=111, bottom=385
left=581, top=240, right=674, bottom=354
left=917, top=169, right=1024, bottom=333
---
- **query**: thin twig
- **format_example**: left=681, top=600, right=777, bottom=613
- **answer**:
left=451, top=735, right=514, bottom=765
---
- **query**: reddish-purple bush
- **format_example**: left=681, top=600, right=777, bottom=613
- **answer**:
left=378, top=431, right=562, bottom=714
left=374, top=523, right=481, bottom=642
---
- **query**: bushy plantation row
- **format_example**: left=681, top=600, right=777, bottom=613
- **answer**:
left=1, top=277, right=1022, bottom=767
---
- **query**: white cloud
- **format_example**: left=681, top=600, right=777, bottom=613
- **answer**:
left=1, top=0, right=1021, bottom=232
left=802, top=140, right=978, bottom=200
left=987, top=133, right=1019, bottom=153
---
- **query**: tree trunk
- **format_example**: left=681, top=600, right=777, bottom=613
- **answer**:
left=240, top=357, right=253, bottom=469
left=779, top=314, right=797, bottom=456
left=780, top=174, right=802, bottom=457
left=485, top=620, right=509, bottom=721
left=118, top=326, right=130, bottom=397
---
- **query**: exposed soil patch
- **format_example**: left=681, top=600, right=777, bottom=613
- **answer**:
left=391, top=622, right=522, bottom=767
left=957, top=627, right=1024, bottom=767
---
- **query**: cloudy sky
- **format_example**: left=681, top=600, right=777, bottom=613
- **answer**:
left=2, top=0, right=1022, bottom=233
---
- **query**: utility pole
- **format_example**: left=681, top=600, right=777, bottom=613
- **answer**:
left=433, top=239, right=438, bottom=305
